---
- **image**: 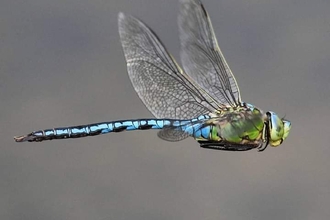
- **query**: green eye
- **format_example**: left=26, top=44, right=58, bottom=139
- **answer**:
left=267, top=112, right=291, bottom=147
left=270, top=114, right=284, bottom=140
left=282, top=120, right=291, bottom=140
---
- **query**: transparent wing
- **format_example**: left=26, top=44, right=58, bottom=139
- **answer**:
left=118, top=13, right=220, bottom=120
left=178, top=0, right=241, bottom=107
left=157, top=128, right=189, bottom=142
left=157, top=117, right=210, bottom=142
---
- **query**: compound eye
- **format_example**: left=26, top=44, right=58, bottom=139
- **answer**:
left=267, top=112, right=284, bottom=146
left=282, top=120, right=291, bottom=140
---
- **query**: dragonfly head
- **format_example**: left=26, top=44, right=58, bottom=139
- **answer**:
left=266, top=111, right=291, bottom=147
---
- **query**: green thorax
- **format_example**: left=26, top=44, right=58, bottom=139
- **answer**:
left=207, top=104, right=266, bottom=145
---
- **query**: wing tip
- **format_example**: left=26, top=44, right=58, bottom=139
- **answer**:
left=118, top=12, right=125, bottom=19
left=180, top=0, right=202, bottom=5
left=118, top=12, right=139, bottom=28
left=118, top=12, right=126, bottom=24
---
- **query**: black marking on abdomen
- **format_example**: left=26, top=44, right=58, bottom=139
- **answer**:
left=138, top=124, right=153, bottom=130
left=89, top=129, right=102, bottom=136
left=112, top=126, right=128, bottom=132
left=70, top=133, right=88, bottom=138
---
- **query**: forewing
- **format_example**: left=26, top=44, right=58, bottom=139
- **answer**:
left=118, top=13, right=217, bottom=119
left=178, top=0, right=241, bottom=107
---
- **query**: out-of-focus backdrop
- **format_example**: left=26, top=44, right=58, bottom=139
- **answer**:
left=2, top=0, right=330, bottom=219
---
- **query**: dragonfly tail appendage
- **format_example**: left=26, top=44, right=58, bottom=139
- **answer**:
left=14, top=134, right=38, bottom=142
left=14, top=119, right=189, bottom=143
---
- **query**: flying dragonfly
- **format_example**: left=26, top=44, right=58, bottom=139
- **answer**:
left=14, top=0, right=291, bottom=151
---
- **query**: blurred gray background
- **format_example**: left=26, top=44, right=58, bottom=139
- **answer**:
left=2, top=0, right=330, bottom=219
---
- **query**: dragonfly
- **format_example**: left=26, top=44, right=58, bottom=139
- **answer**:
left=14, top=0, right=291, bottom=151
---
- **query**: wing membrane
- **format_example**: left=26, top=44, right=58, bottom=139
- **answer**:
left=178, top=0, right=241, bottom=107
left=118, top=13, right=218, bottom=119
